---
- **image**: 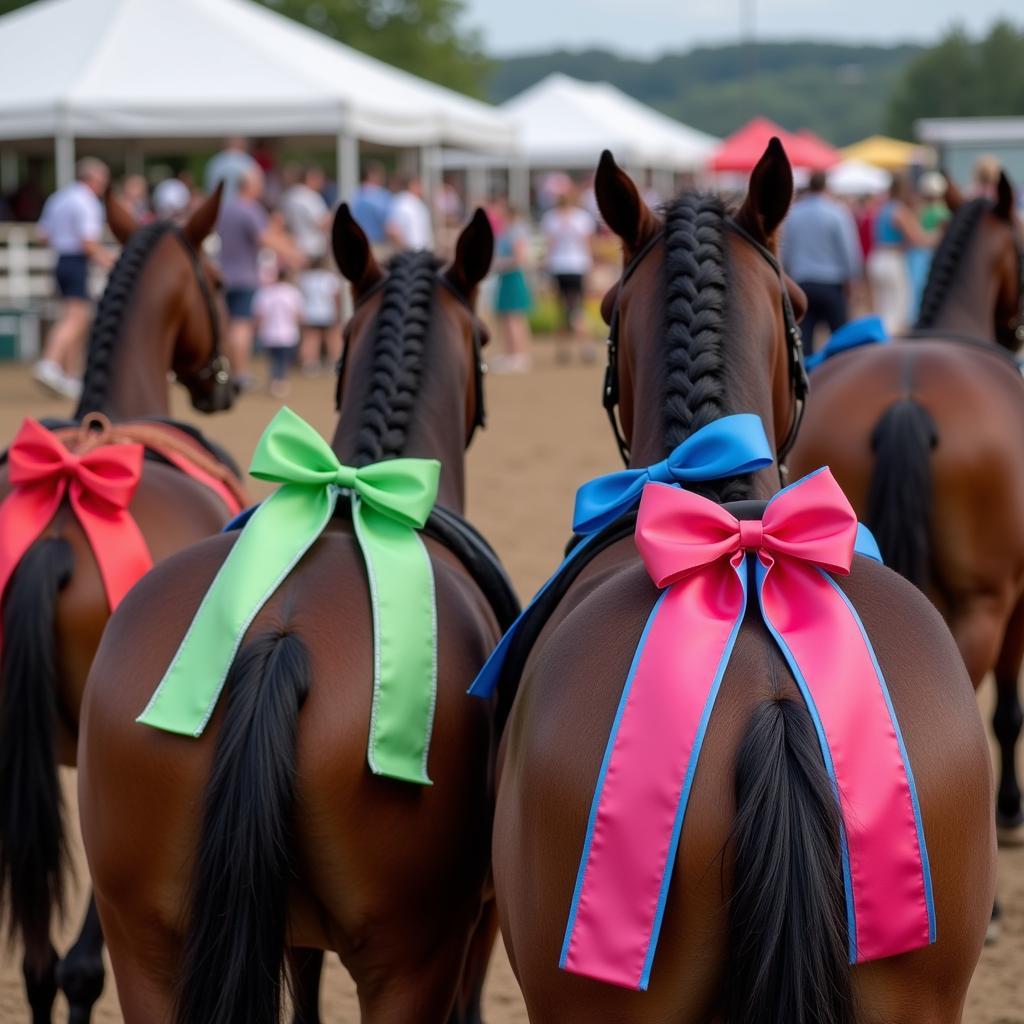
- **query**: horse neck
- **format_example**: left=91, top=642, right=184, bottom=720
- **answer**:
left=930, top=238, right=1001, bottom=344
left=103, top=249, right=185, bottom=419
left=332, top=304, right=469, bottom=515
left=625, top=268, right=782, bottom=502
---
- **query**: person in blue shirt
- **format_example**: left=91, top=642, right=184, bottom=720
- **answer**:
left=781, top=170, right=863, bottom=354
left=350, top=162, right=392, bottom=246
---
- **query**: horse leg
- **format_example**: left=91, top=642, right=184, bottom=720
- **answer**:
left=22, top=943, right=58, bottom=1024
left=290, top=948, right=323, bottom=1024
left=56, top=895, right=106, bottom=1024
left=448, top=901, right=499, bottom=1024
left=994, top=598, right=1024, bottom=844
left=357, top=934, right=468, bottom=1024
left=947, top=597, right=1005, bottom=691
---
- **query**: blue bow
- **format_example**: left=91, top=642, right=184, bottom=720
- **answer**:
left=470, top=414, right=780, bottom=699
left=572, top=413, right=775, bottom=534
left=806, top=315, right=889, bottom=371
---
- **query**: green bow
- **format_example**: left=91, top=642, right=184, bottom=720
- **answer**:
left=137, top=406, right=442, bottom=785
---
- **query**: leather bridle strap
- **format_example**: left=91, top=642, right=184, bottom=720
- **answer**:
left=603, top=219, right=808, bottom=471
left=170, top=228, right=230, bottom=387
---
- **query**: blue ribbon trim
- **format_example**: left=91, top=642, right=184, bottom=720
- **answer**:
left=806, top=315, right=889, bottom=371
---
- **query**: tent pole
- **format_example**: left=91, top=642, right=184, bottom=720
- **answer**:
left=335, top=130, right=359, bottom=205
left=55, top=133, right=75, bottom=189
left=467, top=163, right=487, bottom=206
left=509, top=161, right=529, bottom=216
left=0, top=150, right=19, bottom=194
left=420, top=144, right=441, bottom=234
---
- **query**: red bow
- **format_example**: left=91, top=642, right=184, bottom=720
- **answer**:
left=0, top=419, right=152, bottom=652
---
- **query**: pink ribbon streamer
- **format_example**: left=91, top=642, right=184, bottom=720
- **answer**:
left=561, top=469, right=934, bottom=990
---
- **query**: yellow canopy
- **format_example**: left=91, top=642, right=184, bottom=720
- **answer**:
left=840, top=135, right=926, bottom=171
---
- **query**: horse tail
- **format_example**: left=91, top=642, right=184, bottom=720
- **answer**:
left=174, top=631, right=312, bottom=1024
left=866, top=397, right=937, bottom=589
left=725, top=698, right=855, bottom=1024
left=0, top=537, right=74, bottom=973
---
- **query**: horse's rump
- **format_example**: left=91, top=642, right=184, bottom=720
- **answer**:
left=496, top=551, right=994, bottom=1019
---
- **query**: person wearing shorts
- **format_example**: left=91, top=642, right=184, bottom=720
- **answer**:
left=35, top=157, right=114, bottom=399
left=541, top=191, right=595, bottom=364
left=298, top=255, right=341, bottom=375
left=215, top=166, right=297, bottom=389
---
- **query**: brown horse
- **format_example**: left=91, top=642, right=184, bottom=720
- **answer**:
left=492, top=144, right=995, bottom=1022
left=788, top=174, right=1024, bottom=847
left=78, top=207, right=509, bottom=1024
left=0, top=187, right=237, bottom=1023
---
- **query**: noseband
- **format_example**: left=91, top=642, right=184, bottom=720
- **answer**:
left=603, top=219, right=808, bottom=471
left=336, top=270, right=488, bottom=446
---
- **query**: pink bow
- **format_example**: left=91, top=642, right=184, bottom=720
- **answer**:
left=636, top=466, right=857, bottom=586
left=560, top=468, right=933, bottom=991
left=0, top=419, right=152, bottom=656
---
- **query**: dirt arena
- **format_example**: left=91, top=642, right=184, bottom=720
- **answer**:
left=0, top=345, right=1020, bottom=1021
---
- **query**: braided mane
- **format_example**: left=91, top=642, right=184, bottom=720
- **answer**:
left=75, top=221, right=173, bottom=419
left=660, top=193, right=752, bottom=502
left=352, top=250, right=441, bottom=466
left=914, top=198, right=988, bottom=331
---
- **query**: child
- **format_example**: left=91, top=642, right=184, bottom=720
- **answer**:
left=253, top=266, right=303, bottom=399
left=298, top=255, right=342, bottom=375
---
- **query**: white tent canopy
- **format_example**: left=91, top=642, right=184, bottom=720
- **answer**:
left=0, top=0, right=516, bottom=189
left=828, top=159, right=891, bottom=197
left=501, top=73, right=717, bottom=173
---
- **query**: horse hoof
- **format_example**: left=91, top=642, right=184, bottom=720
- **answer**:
left=986, top=917, right=1001, bottom=945
left=997, top=814, right=1024, bottom=847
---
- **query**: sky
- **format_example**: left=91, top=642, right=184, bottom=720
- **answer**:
left=465, top=0, right=1019, bottom=56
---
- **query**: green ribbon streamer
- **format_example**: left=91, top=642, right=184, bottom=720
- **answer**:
left=137, top=406, right=441, bottom=785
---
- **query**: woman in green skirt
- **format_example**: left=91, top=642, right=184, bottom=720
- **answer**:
left=492, top=201, right=533, bottom=373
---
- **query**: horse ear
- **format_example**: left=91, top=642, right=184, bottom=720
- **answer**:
left=943, top=173, right=965, bottom=213
left=446, top=208, right=494, bottom=296
left=736, top=137, right=793, bottom=246
left=181, top=182, right=223, bottom=249
left=995, top=171, right=1016, bottom=223
left=595, top=149, right=656, bottom=252
left=331, top=203, right=382, bottom=298
left=105, top=188, right=138, bottom=246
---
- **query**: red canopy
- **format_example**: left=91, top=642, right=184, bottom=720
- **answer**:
left=711, top=117, right=841, bottom=173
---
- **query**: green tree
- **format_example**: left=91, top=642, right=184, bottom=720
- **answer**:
left=0, top=0, right=490, bottom=98
left=257, top=0, right=489, bottom=97
left=887, top=20, right=1024, bottom=136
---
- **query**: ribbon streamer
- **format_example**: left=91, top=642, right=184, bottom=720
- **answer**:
left=469, top=414, right=775, bottom=699
left=561, top=469, right=934, bottom=990
left=0, top=418, right=152, bottom=657
left=138, top=406, right=441, bottom=785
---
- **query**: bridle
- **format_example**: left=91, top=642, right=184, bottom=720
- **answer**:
left=335, top=269, right=488, bottom=446
left=603, top=217, right=808, bottom=471
left=169, top=227, right=232, bottom=406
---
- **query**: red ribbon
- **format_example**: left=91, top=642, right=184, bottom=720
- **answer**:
left=0, top=419, right=152, bottom=653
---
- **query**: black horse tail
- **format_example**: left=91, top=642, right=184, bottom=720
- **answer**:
left=174, top=631, right=311, bottom=1024
left=725, top=698, right=855, bottom=1024
left=0, top=537, right=74, bottom=974
left=866, top=397, right=938, bottom=589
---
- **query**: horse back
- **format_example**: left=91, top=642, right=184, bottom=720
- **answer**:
left=495, top=546, right=994, bottom=1021
left=79, top=518, right=501, bottom=952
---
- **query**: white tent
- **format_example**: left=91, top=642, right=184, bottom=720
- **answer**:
left=828, top=159, right=891, bottom=197
left=501, top=73, right=717, bottom=174
left=0, top=0, right=516, bottom=192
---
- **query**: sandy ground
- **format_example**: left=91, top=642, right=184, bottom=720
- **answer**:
left=0, top=345, right=1020, bottom=1022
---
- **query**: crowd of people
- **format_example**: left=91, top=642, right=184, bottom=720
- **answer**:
left=780, top=155, right=1017, bottom=351
left=28, top=138, right=1021, bottom=402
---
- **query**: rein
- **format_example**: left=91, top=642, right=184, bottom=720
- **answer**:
left=336, top=269, right=488, bottom=446
left=603, top=219, right=808, bottom=475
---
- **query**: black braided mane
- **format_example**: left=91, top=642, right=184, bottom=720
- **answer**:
left=661, top=193, right=752, bottom=502
left=75, top=221, right=173, bottom=419
left=914, top=198, right=988, bottom=331
left=352, top=250, right=441, bottom=466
